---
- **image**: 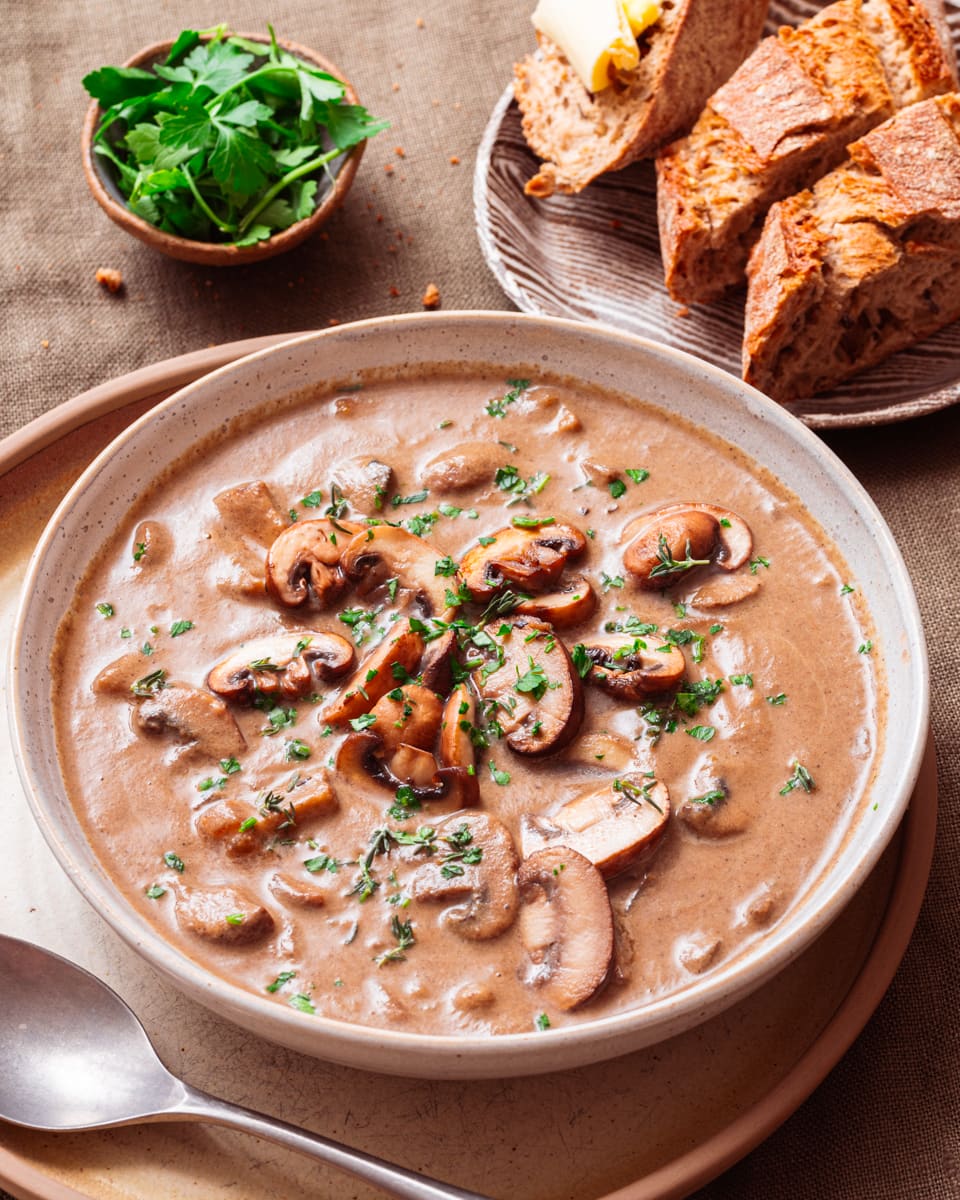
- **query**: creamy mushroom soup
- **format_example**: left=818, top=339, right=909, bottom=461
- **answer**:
left=53, top=374, right=882, bottom=1035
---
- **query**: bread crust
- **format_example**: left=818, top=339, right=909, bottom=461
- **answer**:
left=656, top=0, right=957, bottom=304
left=514, top=0, right=768, bottom=198
left=743, top=94, right=960, bottom=402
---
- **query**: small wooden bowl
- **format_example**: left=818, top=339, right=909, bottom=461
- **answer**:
left=81, top=34, right=366, bottom=266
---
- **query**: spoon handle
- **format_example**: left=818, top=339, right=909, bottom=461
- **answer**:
left=173, top=1083, right=493, bottom=1200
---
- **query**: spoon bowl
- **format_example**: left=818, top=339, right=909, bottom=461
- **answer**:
left=0, top=935, right=487, bottom=1200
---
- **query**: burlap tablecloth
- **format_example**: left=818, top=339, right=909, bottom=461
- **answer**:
left=2, top=1, right=958, bottom=1197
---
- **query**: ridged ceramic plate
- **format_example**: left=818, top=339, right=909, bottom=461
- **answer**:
left=474, top=1, right=960, bottom=429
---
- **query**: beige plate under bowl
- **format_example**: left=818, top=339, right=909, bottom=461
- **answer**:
left=8, top=312, right=929, bottom=1080
left=475, top=0, right=960, bottom=429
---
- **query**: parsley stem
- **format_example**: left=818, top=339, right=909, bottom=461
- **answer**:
left=236, top=147, right=341, bottom=234
left=181, top=164, right=237, bottom=233
left=204, top=64, right=300, bottom=112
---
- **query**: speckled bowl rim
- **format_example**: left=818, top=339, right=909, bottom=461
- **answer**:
left=8, top=312, right=931, bottom=1079
left=81, top=33, right=365, bottom=266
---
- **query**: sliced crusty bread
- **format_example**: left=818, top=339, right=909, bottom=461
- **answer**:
left=513, top=0, right=768, bottom=198
left=656, top=0, right=957, bottom=305
left=742, top=94, right=960, bottom=402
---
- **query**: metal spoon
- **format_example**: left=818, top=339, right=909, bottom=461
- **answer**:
left=0, top=934, right=490, bottom=1200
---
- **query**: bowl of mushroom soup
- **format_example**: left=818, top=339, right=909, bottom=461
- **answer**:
left=9, top=312, right=927, bottom=1078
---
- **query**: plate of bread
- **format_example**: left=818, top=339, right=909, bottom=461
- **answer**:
left=475, top=0, right=960, bottom=427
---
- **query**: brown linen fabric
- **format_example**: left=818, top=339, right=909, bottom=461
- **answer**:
left=1, top=2, right=959, bottom=1199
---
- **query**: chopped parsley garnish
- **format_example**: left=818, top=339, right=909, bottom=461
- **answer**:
left=535, top=1012, right=552, bottom=1031
left=169, top=619, right=194, bottom=637
left=261, top=706, right=297, bottom=735
left=729, top=673, right=753, bottom=687
left=858, top=640, right=873, bottom=654
left=145, top=884, right=166, bottom=899
left=841, top=583, right=856, bottom=595
left=350, top=713, right=377, bottom=731
left=392, top=489, right=429, bottom=507
left=625, top=468, right=650, bottom=484
left=304, top=852, right=339, bottom=873
left=376, top=914, right=415, bottom=965
left=434, top=555, right=459, bottom=576
left=266, top=969, right=296, bottom=993
left=689, top=789, right=726, bottom=806
left=685, top=725, right=716, bottom=742
left=221, top=757, right=242, bottom=775
left=515, top=656, right=548, bottom=701
left=494, top=464, right=550, bottom=506
left=132, top=541, right=148, bottom=563
left=766, top=693, right=787, bottom=706
left=160, top=849, right=182, bottom=878
left=285, top=737, right=312, bottom=760
left=600, top=572, right=625, bottom=592
left=131, top=667, right=166, bottom=696
left=779, top=761, right=815, bottom=795
left=649, top=535, right=710, bottom=580
left=571, top=643, right=592, bottom=679
left=289, top=993, right=316, bottom=1014
left=488, top=760, right=511, bottom=786
left=608, top=478, right=627, bottom=499
left=486, top=378, right=530, bottom=418
left=225, top=912, right=245, bottom=926
left=96, top=601, right=115, bottom=618
left=749, top=556, right=771, bottom=575
left=511, top=514, right=556, bottom=529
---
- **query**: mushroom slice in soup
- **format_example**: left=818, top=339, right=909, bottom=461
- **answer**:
left=521, top=775, right=670, bottom=879
left=579, top=635, right=685, bottom=700
left=174, top=884, right=275, bottom=946
left=460, top=524, right=587, bottom=601
left=207, top=632, right=355, bottom=703
left=513, top=574, right=597, bottom=627
left=472, top=617, right=584, bottom=756
left=340, top=525, right=458, bottom=619
left=266, top=518, right=364, bottom=609
left=134, top=683, right=245, bottom=762
left=330, top=456, right=394, bottom=513
left=622, top=504, right=752, bottom=590
left=366, top=685, right=444, bottom=755
left=323, top=627, right=425, bottom=725
left=518, top=846, right=614, bottom=1011
left=412, top=812, right=519, bottom=941
left=437, top=683, right=481, bottom=807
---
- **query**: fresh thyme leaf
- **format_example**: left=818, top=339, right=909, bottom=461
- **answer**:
left=83, top=29, right=388, bottom=247
left=96, top=602, right=115, bottom=618
left=649, top=535, right=710, bottom=580
left=488, top=760, right=511, bottom=786
left=779, top=761, right=815, bottom=795
left=486, top=378, right=530, bottom=418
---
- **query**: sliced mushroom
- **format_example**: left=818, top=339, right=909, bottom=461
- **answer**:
left=323, top=627, right=424, bottom=724
left=211, top=481, right=288, bottom=592
left=92, top=652, right=157, bottom=696
left=207, top=632, right=355, bottom=703
left=517, top=846, right=614, bottom=1011
left=420, top=441, right=505, bottom=493
left=520, top=776, right=670, bottom=879
left=472, top=617, right=584, bottom=756
left=198, top=774, right=337, bottom=853
left=513, top=574, right=597, bottom=627
left=174, top=884, right=275, bottom=946
left=412, top=812, right=519, bottom=941
left=580, top=635, right=685, bottom=700
left=131, top=520, right=172, bottom=569
left=330, top=456, right=394, bottom=513
left=134, top=684, right=245, bottom=761
left=438, top=683, right=480, bottom=807
left=195, top=797, right=260, bottom=857
left=340, top=525, right=456, bottom=617
left=623, top=504, right=752, bottom=590
left=367, top=684, right=444, bottom=755
left=419, top=628, right=458, bottom=694
left=689, top=573, right=762, bottom=609
left=213, top=480, right=288, bottom=548
left=460, top=524, right=587, bottom=601
left=265, top=517, right=363, bottom=609
left=563, top=730, right=638, bottom=772
left=389, top=743, right=442, bottom=789
left=268, top=871, right=332, bottom=909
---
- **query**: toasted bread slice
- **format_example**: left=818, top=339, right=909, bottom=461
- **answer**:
left=656, top=0, right=956, bottom=304
left=513, top=0, right=768, bottom=198
left=742, top=94, right=960, bottom=402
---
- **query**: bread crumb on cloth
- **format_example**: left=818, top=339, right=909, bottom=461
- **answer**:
left=422, top=283, right=441, bottom=309
left=95, top=267, right=123, bottom=293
